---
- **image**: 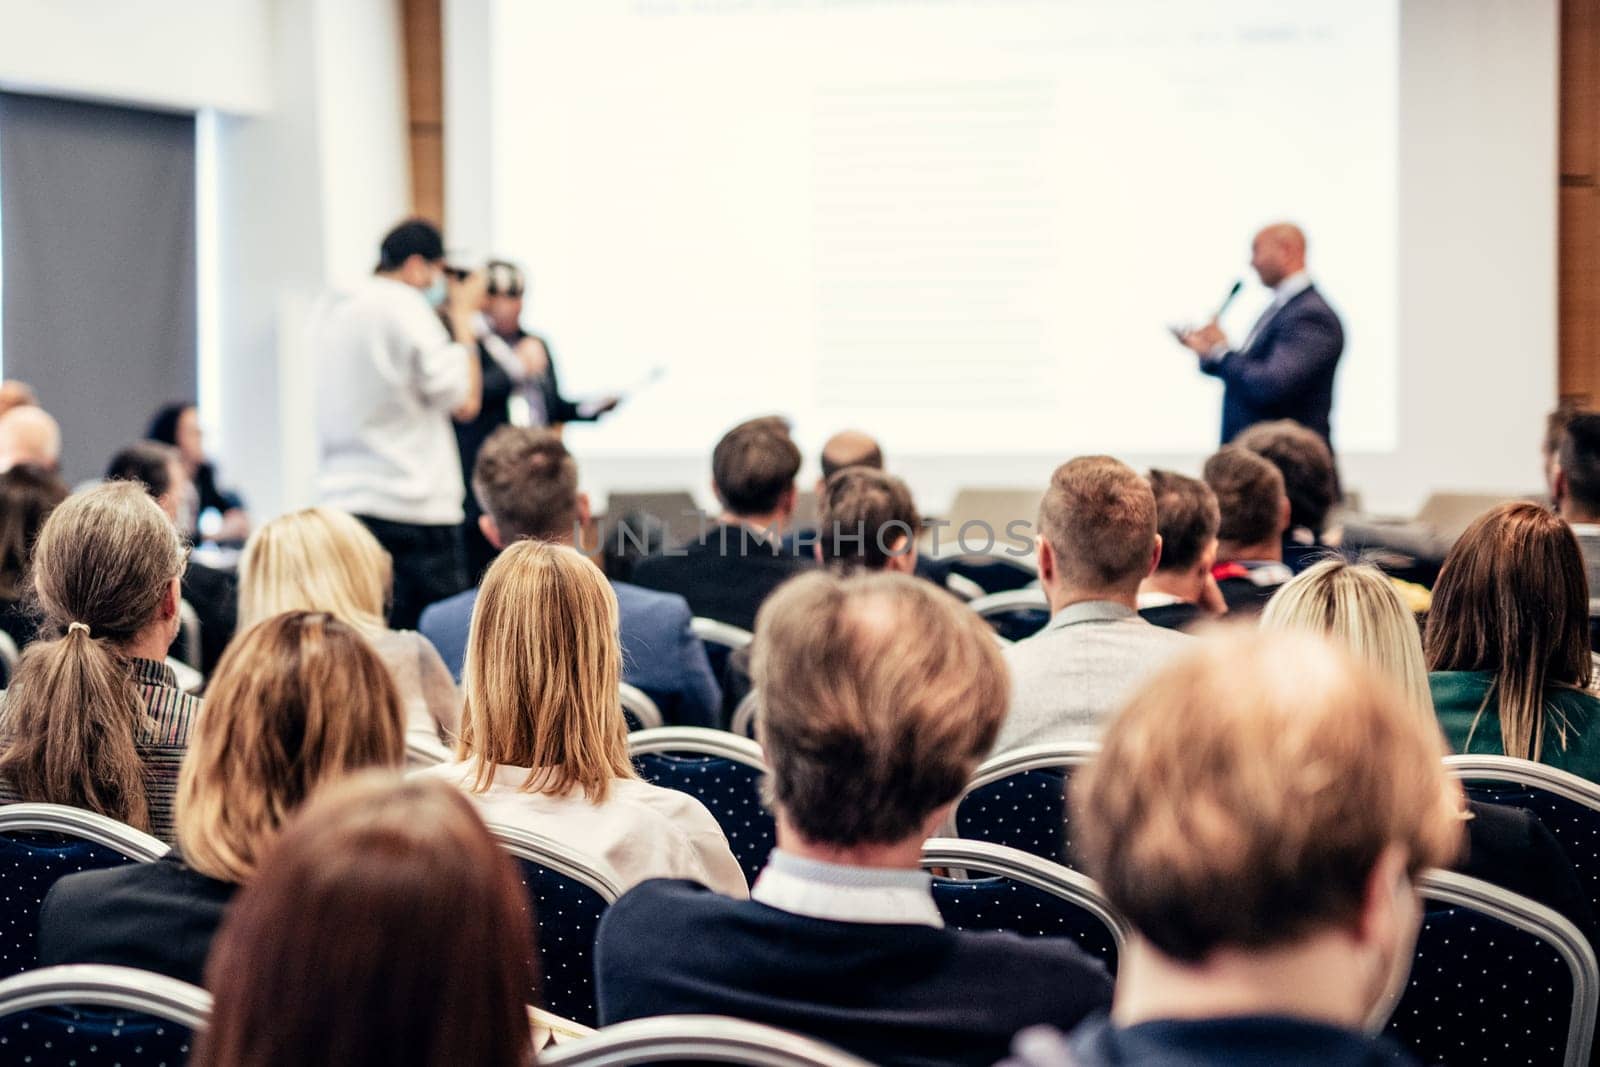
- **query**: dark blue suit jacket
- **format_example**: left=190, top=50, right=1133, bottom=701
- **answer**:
left=418, top=578, right=721, bottom=728
left=1202, top=286, right=1344, bottom=446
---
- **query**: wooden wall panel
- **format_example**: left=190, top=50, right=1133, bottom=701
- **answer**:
left=1562, top=0, right=1600, bottom=406
left=400, top=0, right=445, bottom=225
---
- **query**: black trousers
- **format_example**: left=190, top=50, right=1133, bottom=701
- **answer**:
left=355, top=515, right=469, bottom=631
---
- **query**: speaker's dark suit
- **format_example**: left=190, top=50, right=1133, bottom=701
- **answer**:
left=1202, top=285, right=1344, bottom=446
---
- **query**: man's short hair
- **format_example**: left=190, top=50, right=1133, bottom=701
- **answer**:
left=1204, top=446, right=1285, bottom=548
left=820, top=432, right=884, bottom=481
left=1546, top=405, right=1588, bottom=459
left=753, top=571, right=1008, bottom=847
left=817, top=468, right=918, bottom=572
left=1073, top=630, right=1461, bottom=963
left=1037, top=456, right=1157, bottom=592
left=106, top=441, right=180, bottom=500
left=378, top=219, right=445, bottom=271
left=472, top=427, right=579, bottom=542
left=1560, top=414, right=1600, bottom=516
left=1235, top=420, right=1339, bottom=535
left=1148, top=470, right=1219, bottom=574
left=712, top=418, right=802, bottom=517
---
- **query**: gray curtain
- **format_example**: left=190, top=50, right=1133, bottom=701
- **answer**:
left=0, top=93, right=196, bottom=483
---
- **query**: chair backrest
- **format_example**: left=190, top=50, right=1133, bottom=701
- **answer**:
left=968, top=589, right=1051, bottom=642
left=1444, top=755, right=1600, bottom=922
left=619, top=682, right=664, bottom=732
left=0, top=629, right=19, bottom=684
left=488, top=824, right=622, bottom=1030
left=730, top=690, right=760, bottom=739
left=0, top=963, right=208, bottom=1065
left=0, top=804, right=169, bottom=977
left=404, top=732, right=452, bottom=769
left=920, top=838, right=1128, bottom=975
left=950, top=743, right=1101, bottom=869
left=1379, top=870, right=1598, bottom=1067
left=943, top=571, right=988, bottom=602
left=933, top=550, right=1039, bottom=596
left=176, top=597, right=203, bottom=670
left=628, top=727, right=774, bottom=886
left=541, top=1014, right=873, bottom=1067
left=691, top=615, right=753, bottom=679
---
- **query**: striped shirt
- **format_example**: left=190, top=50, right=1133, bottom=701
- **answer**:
left=0, top=657, right=200, bottom=844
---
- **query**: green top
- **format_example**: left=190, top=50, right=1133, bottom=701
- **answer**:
left=1430, top=670, right=1600, bottom=782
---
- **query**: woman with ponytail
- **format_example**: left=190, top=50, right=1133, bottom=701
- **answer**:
left=0, top=481, right=195, bottom=841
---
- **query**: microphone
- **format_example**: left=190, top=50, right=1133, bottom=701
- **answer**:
left=1214, top=279, right=1244, bottom=320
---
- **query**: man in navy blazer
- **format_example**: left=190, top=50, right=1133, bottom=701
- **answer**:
left=1179, top=223, right=1344, bottom=448
left=418, top=426, right=720, bottom=727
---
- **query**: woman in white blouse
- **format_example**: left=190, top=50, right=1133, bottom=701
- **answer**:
left=413, top=539, right=747, bottom=897
left=237, top=508, right=460, bottom=749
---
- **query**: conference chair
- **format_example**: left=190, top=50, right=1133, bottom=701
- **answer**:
left=489, top=823, right=623, bottom=1031
left=0, top=803, right=169, bottom=977
left=968, top=588, right=1051, bottom=642
left=729, top=690, right=759, bottom=739
left=619, top=682, right=664, bottom=732
left=405, top=732, right=452, bottom=769
left=949, top=743, right=1101, bottom=869
left=1444, top=756, right=1600, bottom=920
left=628, top=726, right=775, bottom=886
left=691, top=616, right=755, bottom=727
left=0, top=964, right=209, bottom=1066
left=0, top=629, right=18, bottom=686
left=1378, top=870, right=1598, bottom=1067
left=541, top=1015, right=872, bottom=1067
left=920, top=839, right=1128, bottom=976
left=932, top=548, right=1039, bottom=597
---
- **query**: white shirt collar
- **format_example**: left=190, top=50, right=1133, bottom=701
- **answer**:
left=1273, top=270, right=1312, bottom=305
left=750, top=850, right=944, bottom=927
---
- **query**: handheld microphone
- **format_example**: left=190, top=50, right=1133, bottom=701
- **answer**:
left=1215, top=279, right=1244, bottom=320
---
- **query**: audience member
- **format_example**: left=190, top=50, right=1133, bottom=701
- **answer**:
left=238, top=508, right=460, bottom=748
left=1003, top=630, right=1460, bottom=1067
left=311, top=218, right=486, bottom=630
left=0, top=380, right=37, bottom=418
left=1263, top=560, right=1596, bottom=941
left=631, top=416, right=813, bottom=631
left=1137, top=469, right=1225, bottom=632
left=414, top=539, right=746, bottom=896
left=1202, top=445, right=1293, bottom=615
left=1425, top=502, right=1600, bottom=781
left=147, top=401, right=251, bottom=543
left=0, top=482, right=193, bottom=841
left=1235, top=418, right=1341, bottom=571
left=106, top=441, right=238, bottom=674
left=597, top=570, right=1111, bottom=1064
left=1543, top=404, right=1586, bottom=504
left=194, top=774, right=535, bottom=1067
left=38, top=611, right=405, bottom=986
left=0, top=465, right=68, bottom=651
left=1552, top=411, right=1600, bottom=599
left=993, top=456, right=1189, bottom=751
left=0, top=404, right=61, bottom=473
left=815, top=466, right=920, bottom=574
left=419, top=427, right=720, bottom=727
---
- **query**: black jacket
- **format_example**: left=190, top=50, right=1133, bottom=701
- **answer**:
left=629, top=524, right=815, bottom=632
left=1202, top=285, right=1344, bottom=447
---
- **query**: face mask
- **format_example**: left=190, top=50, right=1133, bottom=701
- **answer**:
left=424, top=274, right=448, bottom=308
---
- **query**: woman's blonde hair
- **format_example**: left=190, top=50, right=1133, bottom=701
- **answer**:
left=458, top=540, right=634, bottom=802
left=0, top=482, right=187, bottom=831
left=176, top=611, right=405, bottom=883
left=1260, top=559, right=1434, bottom=719
left=237, top=508, right=390, bottom=634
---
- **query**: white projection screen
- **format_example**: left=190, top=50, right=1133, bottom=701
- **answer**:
left=453, top=0, right=1555, bottom=515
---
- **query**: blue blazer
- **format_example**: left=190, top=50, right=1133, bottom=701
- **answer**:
left=418, top=579, right=722, bottom=728
left=1202, top=286, right=1344, bottom=446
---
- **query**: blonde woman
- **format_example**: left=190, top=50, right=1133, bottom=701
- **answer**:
left=37, top=612, right=406, bottom=986
left=0, top=481, right=195, bottom=842
left=414, top=540, right=747, bottom=897
left=238, top=507, right=460, bottom=748
left=1261, top=558, right=1596, bottom=942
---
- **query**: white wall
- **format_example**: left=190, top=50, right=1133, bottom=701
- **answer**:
left=446, top=0, right=1559, bottom=520
left=0, top=0, right=272, bottom=114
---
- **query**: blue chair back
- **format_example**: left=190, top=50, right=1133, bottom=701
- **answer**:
left=921, top=839, right=1126, bottom=976
left=941, top=555, right=1038, bottom=595
left=0, top=964, right=209, bottom=1066
left=630, top=728, right=774, bottom=886
left=969, top=591, right=1051, bottom=643
left=0, top=805, right=168, bottom=977
left=491, top=826, right=622, bottom=1031
left=1382, top=871, right=1597, bottom=1067
left=951, top=745, right=1098, bottom=869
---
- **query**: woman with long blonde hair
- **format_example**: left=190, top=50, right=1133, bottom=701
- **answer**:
left=414, top=539, right=746, bottom=896
left=238, top=507, right=460, bottom=748
left=1262, top=557, right=1597, bottom=941
left=0, top=481, right=194, bottom=841
left=36, top=611, right=405, bottom=986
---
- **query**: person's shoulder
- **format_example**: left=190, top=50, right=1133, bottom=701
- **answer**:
left=45, top=856, right=213, bottom=915
left=611, top=579, right=692, bottom=623
left=602, top=877, right=732, bottom=936
left=947, top=925, right=1112, bottom=978
left=420, top=586, right=477, bottom=626
left=608, top=777, right=726, bottom=831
